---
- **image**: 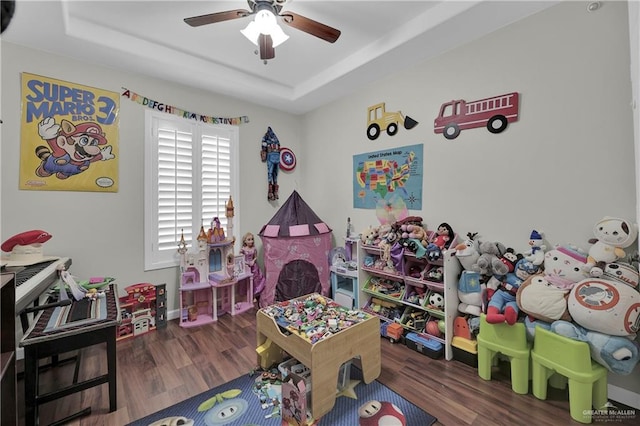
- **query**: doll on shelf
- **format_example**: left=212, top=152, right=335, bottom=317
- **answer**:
left=240, top=232, right=266, bottom=297
left=425, top=222, right=454, bottom=262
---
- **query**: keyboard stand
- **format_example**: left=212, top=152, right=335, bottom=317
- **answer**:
left=19, top=284, right=120, bottom=426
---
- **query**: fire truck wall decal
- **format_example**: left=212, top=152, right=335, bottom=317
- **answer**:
left=366, top=102, right=419, bottom=140
left=433, top=92, right=520, bottom=139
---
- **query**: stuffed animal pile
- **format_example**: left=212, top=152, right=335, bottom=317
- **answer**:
left=451, top=218, right=640, bottom=375
left=359, top=217, right=458, bottom=274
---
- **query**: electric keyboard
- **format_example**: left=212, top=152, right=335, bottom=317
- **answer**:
left=13, top=257, right=71, bottom=314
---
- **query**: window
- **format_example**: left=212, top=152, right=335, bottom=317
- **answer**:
left=144, top=110, right=239, bottom=270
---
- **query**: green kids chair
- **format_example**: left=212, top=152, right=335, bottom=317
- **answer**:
left=531, top=326, right=608, bottom=424
left=477, top=314, right=530, bottom=394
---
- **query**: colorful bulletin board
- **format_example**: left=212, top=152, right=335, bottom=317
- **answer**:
left=353, top=144, right=423, bottom=210
left=19, top=73, right=119, bottom=192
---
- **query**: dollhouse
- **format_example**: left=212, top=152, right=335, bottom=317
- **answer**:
left=117, top=282, right=166, bottom=340
left=177, top=196, right=254, bottom=327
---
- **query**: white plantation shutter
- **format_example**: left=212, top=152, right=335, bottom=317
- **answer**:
left=145, top=110, right=238, bottom=270
left=202, top=131, right=232, bottom=232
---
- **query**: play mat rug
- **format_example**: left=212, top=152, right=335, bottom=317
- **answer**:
left=128, top=365, right=437, bottom=426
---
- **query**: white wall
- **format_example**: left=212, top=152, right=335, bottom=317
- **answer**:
left=302, top=1, right=636, bottom=254
left=301, top=0, right=639, bottom=408
left=0, top=43, right=303, bottom=312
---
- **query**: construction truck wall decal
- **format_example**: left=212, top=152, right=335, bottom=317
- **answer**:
left=433, top=92, right=520, bottom=139
left=366, top=102, right=418, bottom=140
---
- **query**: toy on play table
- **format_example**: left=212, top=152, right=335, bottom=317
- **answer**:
left=261, top=294, right=370, bottom=343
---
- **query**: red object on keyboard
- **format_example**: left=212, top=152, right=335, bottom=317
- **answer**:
left=1, top=230, right=52, bottom=252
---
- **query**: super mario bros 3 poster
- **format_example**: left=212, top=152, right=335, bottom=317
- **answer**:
left=19, top=73, right=119, bottom=192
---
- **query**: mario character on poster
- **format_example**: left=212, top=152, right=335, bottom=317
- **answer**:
left=20, top=72, right=119, bottom=192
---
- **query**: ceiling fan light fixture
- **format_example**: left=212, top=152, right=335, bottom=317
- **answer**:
left=240, top=8, right=289, bottom=48
left=240, top=21, right=260, bottom=45
left=269, top=24, right=289, bottom=48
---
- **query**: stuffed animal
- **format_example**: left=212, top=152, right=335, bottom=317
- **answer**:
left=457, top=270, right=484, bottom=316
left=584, top=216, right=638, bottom=277
left=425, top=266, right=443, bottom=282
left=495, top=248, right=522, bottom=276
left=523, top=316, right=552, bottom=342
left=484, top=257, right=529, bottom=325
left=374, top=223, right=395, bottom=246
left=551, top=320, right=640, bottom=375
left=399, top=238, right=427, bottom=259
left=425, top=222, right=455, bottom=262
left=400, top=224, right=428, bottom=247
left=360, top=226, right=378, bottom=246
left=543, top=244, right=589, bottom=290
left=603, top=261, right=639, bottom=288
left=516, top=274, right=572, bottom=323
left=470, top=241, right=508, bottom=276
left=452, top=232, right=480, bottom=270
left=505, top=258, right=540, bottom=288
left=485, top=276, right=521, bottom=325
left=568, top=267, right=640, bottom=338
left=523, top=229, right=546, bottom=266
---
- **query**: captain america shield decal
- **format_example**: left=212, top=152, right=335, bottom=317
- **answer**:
left=280, top=147, right=296, bottom=171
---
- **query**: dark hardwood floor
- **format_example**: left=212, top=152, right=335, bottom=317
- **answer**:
left=16, top=307, right=637, bottom=425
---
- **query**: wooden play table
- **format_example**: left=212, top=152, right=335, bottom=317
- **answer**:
left=256, top=294, right=381, bottom=420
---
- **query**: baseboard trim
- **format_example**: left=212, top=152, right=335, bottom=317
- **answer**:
left=609, top=383, right=640, bottom=410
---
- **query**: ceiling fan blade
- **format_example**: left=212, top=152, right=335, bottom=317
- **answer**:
left=184, top=9, right=251, bottom=27
left=280, top=11, right=341, bottom=43
left=259, top=34, right=275, bottom=60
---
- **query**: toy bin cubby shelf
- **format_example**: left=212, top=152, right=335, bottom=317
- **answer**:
left=357, top=240, right=461, bottom=360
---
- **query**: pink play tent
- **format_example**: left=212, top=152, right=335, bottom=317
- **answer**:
left=258, top=190, right=332, bottom=307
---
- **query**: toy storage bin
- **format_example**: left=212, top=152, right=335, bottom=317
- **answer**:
left=405, top=332, right=444, bottom=359
left=422, top=289, right=445, bottom=313
left=403, top=283, right=427, bottom=307
left=404, top=258, right=427, bottom=280
left=362, top=297, right=404, bottom=323
left=422, top=264, right=445, bottom=291
left=452, top=336, right=478, bottom=368
left=400, top=306, right=428, bottom=332
left=363, top=276, right=405, bottom=301
left=422, top=315, right=444, bottom=340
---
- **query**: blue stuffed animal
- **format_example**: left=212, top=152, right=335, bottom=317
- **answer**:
left=551, top=320, right=640, bottom=375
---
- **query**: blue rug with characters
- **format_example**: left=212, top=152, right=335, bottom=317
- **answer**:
left=128, top=365, right=437, bottom=426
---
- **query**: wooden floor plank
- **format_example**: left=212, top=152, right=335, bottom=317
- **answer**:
left=16, top=307, right=638, bottom=425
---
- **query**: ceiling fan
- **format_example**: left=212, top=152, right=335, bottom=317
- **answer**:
left=184, top=0, right=341, bottom=62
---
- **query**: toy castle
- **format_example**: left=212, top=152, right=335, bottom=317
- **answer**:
left=177, top=196, right=236, bottom=285
left=177, top=196, right=253, bottom=327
